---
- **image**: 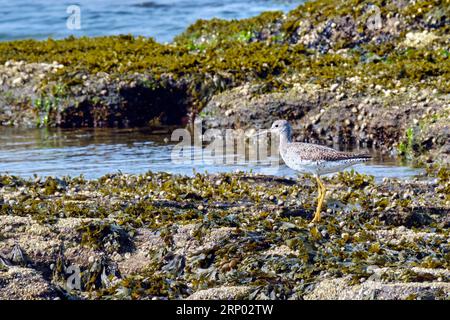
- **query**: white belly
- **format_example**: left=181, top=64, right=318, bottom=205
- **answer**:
left=281, top=153, right=362, bottom=176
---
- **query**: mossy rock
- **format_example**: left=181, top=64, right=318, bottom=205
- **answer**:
left=0, top=0, right=448, bottom=129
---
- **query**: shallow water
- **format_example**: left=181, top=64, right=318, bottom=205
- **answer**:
left=0, top=127, right=424, bottom=181
left=0, top=0, right=303, bottom=43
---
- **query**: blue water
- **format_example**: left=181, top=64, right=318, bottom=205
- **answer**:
left=0, top=127, right=424, bottom=181
left=0, top=0, right=303, bottom=43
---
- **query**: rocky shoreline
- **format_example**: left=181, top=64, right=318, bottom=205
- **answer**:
left=0, top=0, right=449, bottom=166
left=0, top=170, right=449, bottom=299
left=0, top=0, right=449, bottom=300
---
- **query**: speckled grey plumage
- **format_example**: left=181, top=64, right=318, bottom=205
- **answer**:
left=269, top=120, right=372, bottom=176
left=283, top=142, right=371, bottom=162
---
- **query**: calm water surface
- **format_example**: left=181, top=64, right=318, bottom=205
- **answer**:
left=0, top=127, right=423, bottom=181
left=0, top=0, right=303, bottom=43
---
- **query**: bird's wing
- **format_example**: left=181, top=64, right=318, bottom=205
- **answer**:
left=287, top=143, right=372, bottom=162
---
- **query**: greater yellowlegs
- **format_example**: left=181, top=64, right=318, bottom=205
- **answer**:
left=256, top=120, right=372, bottom=222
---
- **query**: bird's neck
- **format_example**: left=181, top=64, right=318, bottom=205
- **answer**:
left=279, top=131, right=291, bottom=152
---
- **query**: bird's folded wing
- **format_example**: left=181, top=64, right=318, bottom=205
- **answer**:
left=287, top=143, right=372, bottom=162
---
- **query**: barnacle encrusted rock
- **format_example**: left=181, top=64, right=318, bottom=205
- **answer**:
left=304, top=277, right=450, bottom=300
left=186, top=286, right=255, bottom=300
left=0, top=266, right=59, bottom=300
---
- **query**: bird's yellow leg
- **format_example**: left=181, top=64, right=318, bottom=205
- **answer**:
left=312, top=176, right=326, bottom=223
left=319, top=181, right=327, bottom=217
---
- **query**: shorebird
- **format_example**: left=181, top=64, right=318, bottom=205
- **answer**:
left=255, top=120, right=371, bottom=223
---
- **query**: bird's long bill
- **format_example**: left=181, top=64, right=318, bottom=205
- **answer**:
left=250, top=129, right=270, bottom=138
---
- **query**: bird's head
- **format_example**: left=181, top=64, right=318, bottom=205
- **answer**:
left=251, top=119, right=292, bottom=141
left=270, top=120, right=291, bottom=136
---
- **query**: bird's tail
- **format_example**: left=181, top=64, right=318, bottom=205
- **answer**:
left=350, top=152, right=372, bottom=161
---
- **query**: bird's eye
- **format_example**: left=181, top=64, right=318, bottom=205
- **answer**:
left=275, top=125, right=278, bottom=127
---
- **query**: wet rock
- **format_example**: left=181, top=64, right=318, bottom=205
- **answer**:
left=0, top=266, right=59, bottom=300
left=200, top=82, right=448, bottom=163
left=201, top=84, right=323, bottom=131
left=305, top=277, right=450, bottom=300
left=403, top=31, right=439, bottom=48
left=186, top=286, right=254, bottom=300
left=380, top=209, right=433, bottom=228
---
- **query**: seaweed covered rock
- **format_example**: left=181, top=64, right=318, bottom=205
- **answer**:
left=0, top=170, right=448, bottom=300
